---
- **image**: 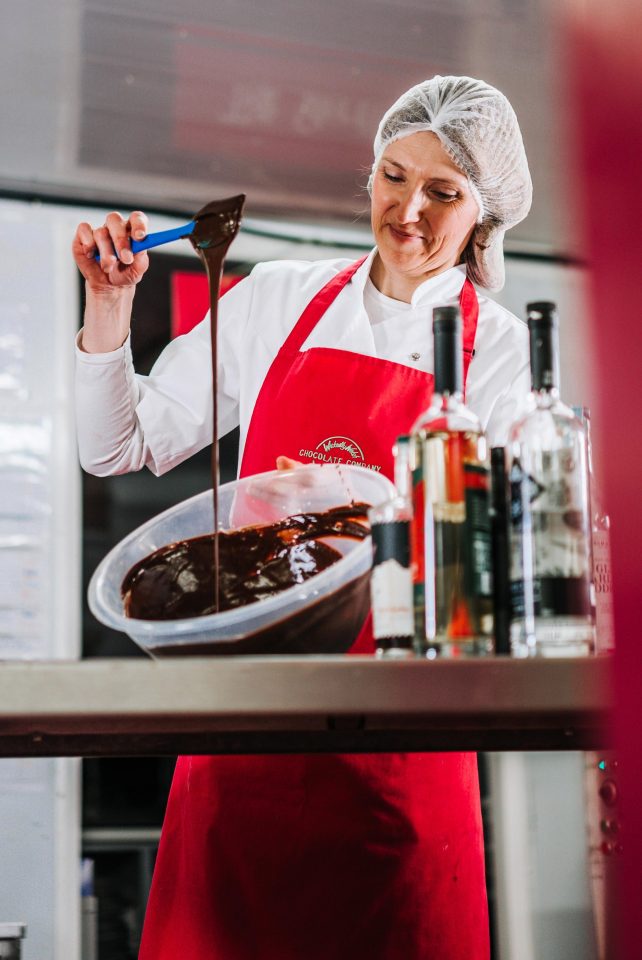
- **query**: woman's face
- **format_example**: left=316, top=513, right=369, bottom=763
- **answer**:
left=370, top=131, right=480, bottom=295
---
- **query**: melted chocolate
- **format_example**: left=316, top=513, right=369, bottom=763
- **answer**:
left=149, top=571, right=371, bottom=658
left=188, top=196, right=246, bottom=610
left=122, top=503, right=370, bottom=622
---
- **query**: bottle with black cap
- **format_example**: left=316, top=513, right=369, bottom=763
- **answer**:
left=410, top=305, right=493, bottom=658
left=507, top=301, right=595, bottom=656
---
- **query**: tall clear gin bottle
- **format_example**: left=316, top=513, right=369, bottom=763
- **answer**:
left=508, top=302, right=595, bottom=656
left=410, top=305, right=493, bottom=658
left=368, top=436, right=414, bottom=658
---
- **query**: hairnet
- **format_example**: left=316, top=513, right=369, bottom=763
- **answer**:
left=371, top=75, right=532, bottom=291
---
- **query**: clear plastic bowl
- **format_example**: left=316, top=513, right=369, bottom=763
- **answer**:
left=88, top=464, right=395, bottom=657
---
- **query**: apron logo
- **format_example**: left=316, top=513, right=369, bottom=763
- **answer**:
left=298, top=436, right=382, bottom=472
left=317, top=436, right=364, bottom=461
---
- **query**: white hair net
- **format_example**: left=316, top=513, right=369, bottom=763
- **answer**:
left=371, top=75, right=532, bottom=291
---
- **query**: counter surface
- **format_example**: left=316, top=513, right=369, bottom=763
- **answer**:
left=0, top=656, right=612, bottom=756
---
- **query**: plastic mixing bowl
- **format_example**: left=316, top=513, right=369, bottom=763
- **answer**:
left=88, top=464, right=395, bottom=657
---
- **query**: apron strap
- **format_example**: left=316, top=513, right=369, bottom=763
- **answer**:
left=276, top=257, right=479, bottom=387
left=460, top=276, right=479, bottom=391
left=278, top=256, right=368, bottom=356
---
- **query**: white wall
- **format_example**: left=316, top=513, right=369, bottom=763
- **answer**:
left=496, top=255, right=597, bottom=414
left=0, top=199, right=83, bottom=960
left=490, top=751, right=598, bottom=960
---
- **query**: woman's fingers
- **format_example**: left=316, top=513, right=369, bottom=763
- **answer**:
left=129, top=210, right=148, bottom=242
left=94, top=224, right=119, bottom=271
left=72, top=222, right=106, bottom=283
left=106, top=250, right=150, bottom=288
left=105, top=211, right=133, bottom=265
left=75, top=221, right=97, bottom=258
left=71, top=211, right=151, bottom=290
left=276, top=456, right=304, bottom=470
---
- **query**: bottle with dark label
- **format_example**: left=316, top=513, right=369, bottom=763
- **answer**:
left=410, top=305, right=493, bottom=658
left=508, top=302, right=595, bottom=656
left=368, top=436, right=414, bottom=657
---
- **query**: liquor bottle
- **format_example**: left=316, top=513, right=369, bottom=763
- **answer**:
left=368, top=435, right=414, bottom=657
left=410, top=305, right=493, bottom=658
left=572, top=406, right=614, bottom=653
left=508, top=302, right=595, bottom=656
left=490, top=447, right=511, bottom=655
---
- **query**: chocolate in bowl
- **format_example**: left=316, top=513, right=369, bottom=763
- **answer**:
left=88, top=465, right=395, bottom=657
left=121, top=503, right=371, bottom=655
left=148, top=570, right=371, bottom=657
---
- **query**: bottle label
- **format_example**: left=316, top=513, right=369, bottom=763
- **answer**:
left=370, top=559, right=414, bottom=640
left=510, top=575, right=592, bottom=617
left=509, top=456, right=592, bottom=619
left=371, top=520, right=410, bottom=568
left=464, top=463, right=492, bottom=598
left=411, top=432, right=492, bottom=644
left=592, top=528, right=614, bottom=651
left=371, top=522, right=413, bottom=640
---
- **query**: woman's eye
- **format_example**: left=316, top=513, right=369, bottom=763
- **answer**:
left=383, top=171, right=404, bottom=183
left=432, top=191, right=458, bottom=202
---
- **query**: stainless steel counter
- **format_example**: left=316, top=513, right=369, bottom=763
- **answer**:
left=0, top=656, right=612, bottom=756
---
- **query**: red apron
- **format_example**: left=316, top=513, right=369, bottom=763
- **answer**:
left=139, top=260, right=489, bottom=960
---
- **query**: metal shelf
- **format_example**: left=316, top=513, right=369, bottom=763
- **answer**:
left=0, top=655, right=613, bottom=756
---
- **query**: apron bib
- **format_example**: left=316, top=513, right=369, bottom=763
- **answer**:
left=139, top=259, right=489, bottom=960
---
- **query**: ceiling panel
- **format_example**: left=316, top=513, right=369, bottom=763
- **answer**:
left=0, top=0, right=576, bottom=254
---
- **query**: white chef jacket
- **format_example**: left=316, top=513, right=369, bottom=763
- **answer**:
left=74, top=249, right=530, bottom=477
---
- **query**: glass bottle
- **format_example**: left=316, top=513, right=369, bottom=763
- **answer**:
left=508, top=302, right=595, bottom=657
left=368, top=435, right=414, bottom=657
left=572, top=406, right=614, bottom=653
left=410, top=305, right=493, bottom=658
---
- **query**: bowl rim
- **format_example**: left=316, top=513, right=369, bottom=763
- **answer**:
left=88, top=465, right=393, bottom=639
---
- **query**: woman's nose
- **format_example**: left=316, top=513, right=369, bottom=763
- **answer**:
left=395, top=188, right=425, bottom=223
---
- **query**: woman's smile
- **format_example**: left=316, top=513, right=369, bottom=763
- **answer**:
left=387, top=224, right=426, bottom=242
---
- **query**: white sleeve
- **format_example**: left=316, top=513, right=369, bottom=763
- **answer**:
left=74, top=273, right=254, bottom=477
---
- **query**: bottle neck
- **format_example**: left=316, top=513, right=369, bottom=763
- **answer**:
left=434, top=389, right=465, bottom=410
left=573, top=405, right=594, bottom=476
left=531, top=385, right=560, bottom=406
left=393, top=440, right=411, bottom=499
left=411, top=387, right=476, bottom=437
left=434, top=328, right=463, bottom=396
left=529, top=323, right=559, bottom=392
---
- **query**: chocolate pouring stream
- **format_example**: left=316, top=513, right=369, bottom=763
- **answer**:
left=187, top=195, right=246, bottom=610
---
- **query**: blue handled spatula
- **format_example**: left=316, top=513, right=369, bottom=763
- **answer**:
left=95, top=196, right=245, bottom=260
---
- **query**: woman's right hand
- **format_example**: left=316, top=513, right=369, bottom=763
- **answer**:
left=72, top=210, right=151, bottom=291
left=72, top=211, right=151, bottom=353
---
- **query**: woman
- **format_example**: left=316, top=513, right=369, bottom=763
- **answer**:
left=74, top=76, right=532, bottom=960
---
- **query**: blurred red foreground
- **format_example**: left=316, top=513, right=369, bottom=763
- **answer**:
left=566, top=4, right=642, bottom=957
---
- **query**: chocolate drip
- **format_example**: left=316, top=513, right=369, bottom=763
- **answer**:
left=187, top=195, right=246, bottom=611
left=122, top=502, right=370, bottom=621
